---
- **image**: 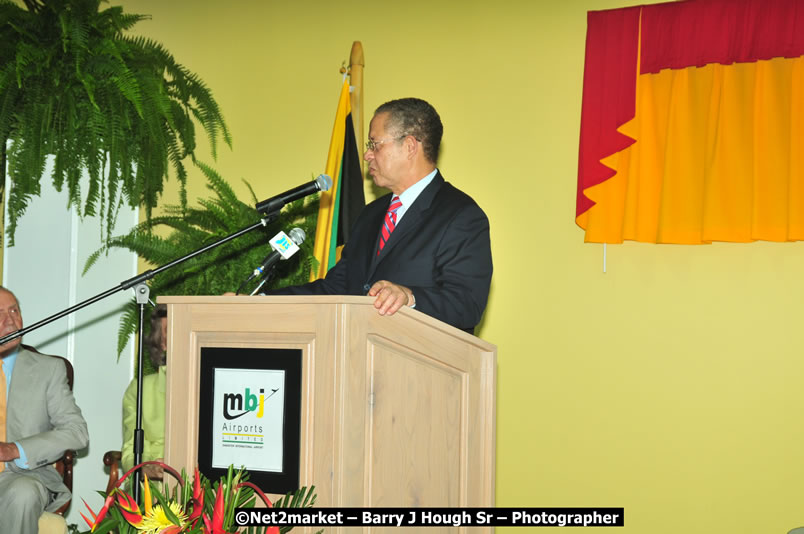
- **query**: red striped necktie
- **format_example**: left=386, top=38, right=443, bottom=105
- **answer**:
left=378, top=195, right=402, bottom=255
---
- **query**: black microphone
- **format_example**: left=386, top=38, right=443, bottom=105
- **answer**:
left=256, top=175, right=333, bottom=215
left=244, top=227, right=307, bottom=284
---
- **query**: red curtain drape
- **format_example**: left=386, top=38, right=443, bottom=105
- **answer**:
left=577, top=0, right=804, bottom=244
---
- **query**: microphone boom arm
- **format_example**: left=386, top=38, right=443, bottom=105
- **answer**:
left=0, top=212, right=278, bottom=346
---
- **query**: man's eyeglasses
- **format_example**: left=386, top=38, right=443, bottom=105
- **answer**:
left=366, top=135, right=408, bottom=152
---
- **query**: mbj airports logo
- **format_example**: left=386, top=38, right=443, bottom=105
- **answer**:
left=219, top=386, right=279, bottom=448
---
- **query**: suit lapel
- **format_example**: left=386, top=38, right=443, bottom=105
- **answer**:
left=6, top=348, right=34, bottom=440
left=368, top=173, right=444, bottom=277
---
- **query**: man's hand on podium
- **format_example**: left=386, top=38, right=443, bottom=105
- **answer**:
left=368, top=280, right=414, bottom=316
left=224, top=285, right=415, bottom=317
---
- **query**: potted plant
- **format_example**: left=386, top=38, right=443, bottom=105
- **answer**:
left=0, top=0, right=230, bottom=243
left=80, top=462, right=322, bottom=534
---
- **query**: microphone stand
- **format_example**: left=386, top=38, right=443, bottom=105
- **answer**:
left=249, top=270, right=277, bottom=296
left=0, top=211, right=279, bottom=503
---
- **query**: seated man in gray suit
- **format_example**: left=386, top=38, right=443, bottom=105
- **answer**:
left=0, top=286, right=89, bottom=534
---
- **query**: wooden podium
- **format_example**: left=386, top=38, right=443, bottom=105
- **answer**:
left=160, top=295, right=496, bottom=511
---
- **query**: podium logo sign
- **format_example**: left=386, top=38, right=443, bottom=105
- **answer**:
left=212, top=368, right=285, bottom=472
left=198, top=346, right=302, bottom=494
left=222, top=387, right=278, bottom=420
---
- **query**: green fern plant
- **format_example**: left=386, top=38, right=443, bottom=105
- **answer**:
left=0, top=0, right=230, bottom=244
left=84, top=162, right=319, bottom=366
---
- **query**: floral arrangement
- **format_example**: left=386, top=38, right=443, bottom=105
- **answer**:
left=80, top=461, right=319, bottom=534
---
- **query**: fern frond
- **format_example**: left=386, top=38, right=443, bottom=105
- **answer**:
left=1, top=0, right=230, bottom=243
left=84, top=165, right=320, bottom=356
left=116, top=299, right=138, bottom=358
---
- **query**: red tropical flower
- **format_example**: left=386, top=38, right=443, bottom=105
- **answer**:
left=79, top=490, right=116, bottom=532
left=211, top=482, right=226, bottom=534
left=114, top=460, right=185, bottom=491
left=116, top=490, right=144, bottom=526
left=188, top=467, right=205, bottom=525
left=204, top=482, right=236, bottom=534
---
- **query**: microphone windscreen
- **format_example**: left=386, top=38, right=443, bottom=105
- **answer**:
left=288, top=227, right=306, bottom=245
left=316, top=174, right=333, bottom=192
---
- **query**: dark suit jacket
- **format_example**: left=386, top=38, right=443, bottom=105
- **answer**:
left=272, top=172, right=493, bottom=333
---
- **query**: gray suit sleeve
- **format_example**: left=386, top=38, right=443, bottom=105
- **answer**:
left=15, top=358, right=88, bottom=468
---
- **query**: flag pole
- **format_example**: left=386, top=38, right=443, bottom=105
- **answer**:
left=348, top=41, right=365, bottom=167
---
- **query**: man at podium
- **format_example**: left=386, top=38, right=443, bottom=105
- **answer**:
left=270, top=97, right=492, bottom=334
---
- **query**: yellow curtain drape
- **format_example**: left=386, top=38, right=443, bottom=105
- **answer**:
left=579, top=56, right=804, bottom=244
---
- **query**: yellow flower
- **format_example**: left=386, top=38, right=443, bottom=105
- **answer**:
left=135, top=501, right=187, bottom=534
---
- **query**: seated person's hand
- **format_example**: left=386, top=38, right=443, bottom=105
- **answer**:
left=368, top=281, right=414, bottom=316
left=0, top=442, right=19, bottom=462
left=142, top=458, right=164, bottom=480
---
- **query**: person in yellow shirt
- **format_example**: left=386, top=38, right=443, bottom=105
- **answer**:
left=121, top=304, right=166, bottom=480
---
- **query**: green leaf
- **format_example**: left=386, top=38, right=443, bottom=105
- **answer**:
left=84, top=516, right=120, bottom=534
left=1, top=0, right=231, bottom=243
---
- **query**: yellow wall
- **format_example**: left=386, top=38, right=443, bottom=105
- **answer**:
left=122, top=0, right=804, bottom=531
